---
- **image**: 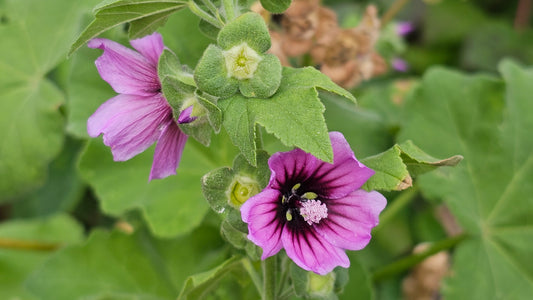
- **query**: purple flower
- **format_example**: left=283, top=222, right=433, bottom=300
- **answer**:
left=396, top=21, right=414, bottom=36
left=87, top=32, right=191, bottom=181
left=241, top=132, right=386, bottom=275
left=392, top=58, right=409, bottom=72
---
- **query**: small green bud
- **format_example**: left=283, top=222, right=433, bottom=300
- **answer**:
left=307, top=271, right=336, bottom=297
left=227, top=175, right=260, bottom=208
left=223, top=42, right=263, bottom=80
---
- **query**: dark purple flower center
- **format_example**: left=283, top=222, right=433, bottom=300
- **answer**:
left=280, top=183, right=328, bottom=230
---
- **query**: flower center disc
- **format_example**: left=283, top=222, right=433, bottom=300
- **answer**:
left=223, top=42, right=262, bottom=80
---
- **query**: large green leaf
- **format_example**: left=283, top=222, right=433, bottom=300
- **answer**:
left=78, top=132, right=237, bottom=238
left=0, top=215, right=83, bottom=299
left=27, top=225, right=228, bottom=300
left=69, top=0, right=187, bottom=55
left=219, top=67, right=355, bottom=166
left=0, top=0, right=98, bottom=200
left=398, top=61, right=533, bottom=299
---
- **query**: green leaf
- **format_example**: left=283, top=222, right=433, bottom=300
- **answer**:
left=219, top=67, right=354, bottom=165
left=78, top=132, right=238, bottom=237
left=217, top=12, right=271, bottom=53
left=12, top=137, right=85, bottom=218
left=69, top=0, right=187, bottom=55
left=259, top=0, right=292, bottom=14
left=361, top=142, right=462, bottom=192
left=0, top=215, right=83, bottom=299
left=398, top=61, right=533, bottom=299
left=27, top=225, right=228, bottom=300
left=178, top=256, right=244, bottom=300
left=194, top=44, right=239, bottom=98
left=0, top=0, right=96, bottom=200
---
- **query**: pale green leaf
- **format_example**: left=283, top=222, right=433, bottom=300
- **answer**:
left=0, top=215, right=83, bottom=299
left=69, top=0, right=187, bottom=55
left=399, top=62, right=533, bottom=299
left=0, top=0, right=98, bottom=200
left=78, top=133, right=237, bottom=237
left=27, top=225, right=228, bottom=300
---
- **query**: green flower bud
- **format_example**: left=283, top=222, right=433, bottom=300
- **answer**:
left=223, top=42, right=263, bottom=80
left=227, top=175, right=261, bottom=208
left=307, top=271, right=336, bottom=297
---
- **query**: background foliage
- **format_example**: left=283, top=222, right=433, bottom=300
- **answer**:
left=0, top=0, right=532, bottom=299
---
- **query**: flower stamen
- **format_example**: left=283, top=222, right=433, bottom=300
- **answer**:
left=300, top=199, right=328, bottom=225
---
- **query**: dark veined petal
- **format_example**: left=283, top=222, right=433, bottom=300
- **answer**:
left=149, top=121, right=188, bottom=181
left=87, top=93, right=172, bottom=161
left=316, top=190, right=386, bottom=250
left=268, top=148, right=317, bottom=192
left=281, top=225, right=350, bottom=275
left=88, top=38, right=160, bottom=96
left=305, top=132, right=375, bottom=199
left=130, top=32, right=165, bottom=67
left=241, top=189, right=284, bottom=259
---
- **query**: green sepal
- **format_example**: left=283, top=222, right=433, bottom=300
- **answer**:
left=361, top=141, right=463, bottom=191
left=290, top=263, right=349, bottom=299
left=221, top=219, right=248, bottom=249
left=201, top=151, right=270, bottom=213
left=158, top=49, right=196, bottom=88
left=198, top=18, right=220, bottom=40
left=217, top=12, right=271, bottom=53
left=194, top=44, right=239, bottom=98
left=239, top=53, right=282, bottom=98
left=260, top=0, right=292, bottom=14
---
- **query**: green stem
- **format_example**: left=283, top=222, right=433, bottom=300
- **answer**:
left=372, top=233, right=468, bottom=281
left=381, top=0, right=410, bottom=26
left=222, top=0, right=236, bottom=21
left=242, top=257, right=263, bottom=296
left=0, top=238, right=61, bottom=251
left=201, top=0, right=219, bottom=16
left=262, top=256, right=278, bottom=300
left=373, top=186, right=418, bottom=232
left=188, top=0, right=223, bottom=28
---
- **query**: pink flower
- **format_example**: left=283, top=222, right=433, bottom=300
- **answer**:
left=241, top=132, right=386, bottom=275
left=87, top=33, right=191, bottom=180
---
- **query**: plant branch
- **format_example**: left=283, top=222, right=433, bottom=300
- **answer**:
left=371, top=233, right=468, bottom=281
left=373, top=186, right=418, bottom=232
left=262, top=256, right=278, bottom=300
left=0, top=238, right=61, bottom=251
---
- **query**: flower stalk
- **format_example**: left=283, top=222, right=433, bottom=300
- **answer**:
left=262, top=256, right=278, bottom=300
left=371, top=233, right=468, bottom=281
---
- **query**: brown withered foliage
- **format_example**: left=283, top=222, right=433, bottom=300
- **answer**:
left=253, top=0, right=387, bottom=89
left=402, top=244, right=451, bottom=300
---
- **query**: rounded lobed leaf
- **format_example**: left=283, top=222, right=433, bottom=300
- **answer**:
left=194, top=44, right=239, bottom=98
left=217, top=12, right=271, bottom=53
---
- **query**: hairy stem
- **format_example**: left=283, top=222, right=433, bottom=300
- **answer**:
left=222, top=0, right=236, bottom=21
left=372, top=233, right=468, bottom=281
left=242, top=257, right=263, bottom=296
left=262, top=256, right=278, bottom=300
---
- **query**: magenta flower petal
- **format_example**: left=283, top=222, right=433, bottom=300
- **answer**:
left=281, top=226, right=350, bottom=275
left=149, top=121, right=188, bottom=180
left=241, top=131, right=386, bottom=274
left=87, top=93, right=171, bottom=161
left=130, top=32, right=165, bottom=66
left=269, top=132, right=374, bottom=199
left=316, top=190, right=387, bottom=250
left=88, top=38, right=160, bottom=96
left=241, top=189, right=284, bottom=259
